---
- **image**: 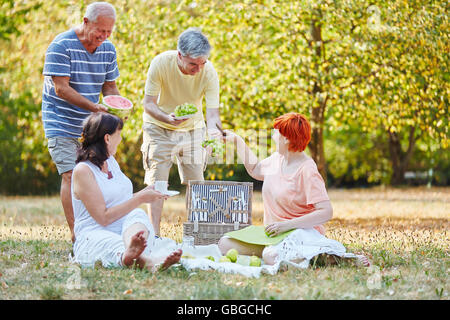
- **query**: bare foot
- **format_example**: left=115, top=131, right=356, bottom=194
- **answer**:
left=122, top=231, right=147, bottom=268
left=310, top=253, right=341, bottom=267
left=161, top=249, right=183, bottom=270
left=151, top=249, right=183, bottom=272
left=356, top=254, right=371, bottom=267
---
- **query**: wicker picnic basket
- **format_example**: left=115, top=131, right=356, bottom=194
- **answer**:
left=183, top=180, right=253, bottom=245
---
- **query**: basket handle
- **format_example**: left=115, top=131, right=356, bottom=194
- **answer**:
left=193, top=220, right=199, bottom=233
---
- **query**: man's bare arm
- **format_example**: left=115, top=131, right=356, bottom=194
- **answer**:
left=102, top=80, right=120, bottom=96
left=143, top=94, right=187, bottom=126
left=205, top=107, right=223, bottom=138
left=52, top=76, right=107, bottom=112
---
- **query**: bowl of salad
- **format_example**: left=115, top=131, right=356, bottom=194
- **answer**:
left=173, top=103, right=198, bottom=120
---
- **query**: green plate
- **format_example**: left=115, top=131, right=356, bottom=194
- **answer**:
left=225, top=225, right=294, bottom=246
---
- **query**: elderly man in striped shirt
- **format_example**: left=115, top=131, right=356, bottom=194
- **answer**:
left=41, top=2, right=121, bottom=242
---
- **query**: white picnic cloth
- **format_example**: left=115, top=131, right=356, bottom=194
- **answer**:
left=152, top=228, right=359, bottom=278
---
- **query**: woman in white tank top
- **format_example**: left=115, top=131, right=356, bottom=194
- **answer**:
left=71, top=112, right=182, bottom=271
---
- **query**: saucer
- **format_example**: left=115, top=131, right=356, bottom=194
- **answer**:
left=161, top=190, right=180, bottom=197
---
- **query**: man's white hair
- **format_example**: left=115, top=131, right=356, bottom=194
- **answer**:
left=84, top=2, right=116, bottom=22
left=177, top=27, right=211, bottom=59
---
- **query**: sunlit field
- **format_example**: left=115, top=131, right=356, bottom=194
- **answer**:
left=0, top=187, right=448, bottom=300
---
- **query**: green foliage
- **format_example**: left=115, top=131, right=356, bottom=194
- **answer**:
left=38, top=284, right=65, bottom=300
left=0, top=90, right=60, bottom=194
left=325, top=122, right=392, bottom=186
left=0, top=0, right=448, bottom=194
left=0, top=0, right=42, bottom=42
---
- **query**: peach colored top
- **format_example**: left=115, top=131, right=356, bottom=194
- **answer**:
left=260, top=152, right=329, bottom=235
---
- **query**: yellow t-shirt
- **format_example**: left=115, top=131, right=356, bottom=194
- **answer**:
left=144, top=50, right=220, bottom=131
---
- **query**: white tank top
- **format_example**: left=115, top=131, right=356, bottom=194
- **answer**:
left=72, top=156, right=134, bottom=236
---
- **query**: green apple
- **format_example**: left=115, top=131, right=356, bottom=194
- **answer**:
left=226, top=248, right=239, bottom=263
left=236, top=255, right=250, bottom=266
left=219, top=256, right=231, bottom=263
left=264, top=226, right=272, bottom=237
left=205, top=256, right=215, bottom=262
left=249, top=255, right=261, bottom=267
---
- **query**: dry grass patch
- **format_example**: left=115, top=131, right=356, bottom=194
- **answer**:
left=0, top=187, right=448, bottom=300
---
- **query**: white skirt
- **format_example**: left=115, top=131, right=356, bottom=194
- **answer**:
left=72, top=208, right=155, bottom=268
left=179, top=228, right=359, bottom=278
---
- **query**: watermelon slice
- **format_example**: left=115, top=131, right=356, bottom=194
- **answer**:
left=103, top=95, right=133, bottom=119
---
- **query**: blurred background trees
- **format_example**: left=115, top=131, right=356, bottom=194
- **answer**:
left=0, top=0, right=448, bottom=194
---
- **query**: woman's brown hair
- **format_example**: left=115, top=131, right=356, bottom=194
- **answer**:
left=76, top=112, right=123, bottom=169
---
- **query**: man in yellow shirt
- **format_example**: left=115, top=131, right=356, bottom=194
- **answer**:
left=141, top=28, right=223, bottom=236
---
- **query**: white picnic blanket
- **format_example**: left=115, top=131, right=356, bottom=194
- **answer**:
left=152, top=228, right=359, bottom=278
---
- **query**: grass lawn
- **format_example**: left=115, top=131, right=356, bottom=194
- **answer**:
left=0, top=187, right=448, bottom=300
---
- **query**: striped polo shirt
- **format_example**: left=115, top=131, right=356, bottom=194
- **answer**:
left=41, top=29, right=120, bottom=138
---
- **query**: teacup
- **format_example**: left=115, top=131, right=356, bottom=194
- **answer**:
left=154, top=181, right=168, bottom=193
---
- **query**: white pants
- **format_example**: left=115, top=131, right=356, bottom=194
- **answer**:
left=73, top=208, right=155, bottom=268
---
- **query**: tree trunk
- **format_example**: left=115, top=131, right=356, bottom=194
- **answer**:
left=307, top=19, right=328, bottom=183
left=309, top=104, right=327, bottom=182
left=388, top=126, right=417, bottom=185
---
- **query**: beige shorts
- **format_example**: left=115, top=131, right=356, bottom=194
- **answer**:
left=47, top=137, right=81, bottom=175
left=141, top=123, right=207, bottom=185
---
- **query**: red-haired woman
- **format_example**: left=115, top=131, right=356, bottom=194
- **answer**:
left=218, top=113, right=370, bottom=267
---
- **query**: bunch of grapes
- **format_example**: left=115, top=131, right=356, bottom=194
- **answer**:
left=174, top=103, right=198, bottom=117
left=202, top=139, right=225, bottom=157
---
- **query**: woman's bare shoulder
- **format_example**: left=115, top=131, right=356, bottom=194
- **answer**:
left=73, top=162, right=93, bottom=178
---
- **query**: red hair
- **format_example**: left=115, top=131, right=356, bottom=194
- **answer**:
left=273, top=113, right=311, bottom=152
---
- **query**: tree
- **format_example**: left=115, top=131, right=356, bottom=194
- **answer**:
left=0, top=0, right=48, bottom=194
left=0, top=0, right=447, bottom=193
left=337, top=0, right=449, bottom=184
left=0, top=0, right=42, bottom=41
left=217, top=0, right=448, bottom=185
